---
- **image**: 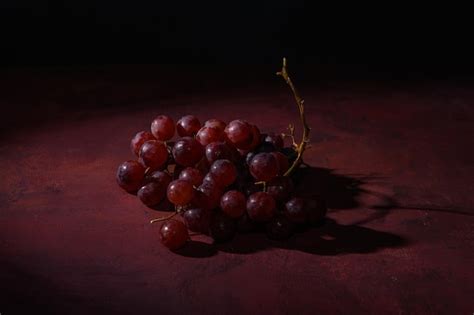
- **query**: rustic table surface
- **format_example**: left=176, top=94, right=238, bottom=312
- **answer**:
left=1, top=66, right=473, bottom=314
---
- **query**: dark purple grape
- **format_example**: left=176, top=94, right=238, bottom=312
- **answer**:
left=256, top=141, right=276, bottom=153
left=247, top=192, right=276, bottom=222
left=249, top=152, right=279, bottom=182
left=145, top=170, right=172, bottom=187
left=267, top=176, right=294, bottom=203
left=205, top=141, right=233, bottom=164
left=139, top=140, right=168, bottom=171
left=280, top=147, right=298, bottom=164
left=183, top=208, right=212, bottom=234
left=209, top=159, right=237, bottom=187
left=192, top=182, right=223, bottom=210
left=172, top=137, right=204, bottom=167
left=284, top=197, right=309, bottom=224
left=266, top=216, right=294, bottom=240
left=137, top=182, right=167, bottom=206
left=265, top=133, right=284, bottom=150
left=116, top=160, right=146, bottom=192
left=210, top=212, right=236, bottom=243
left=245, top=151, right=257, bottom=166
left=202, top=172, right=221, bottom=189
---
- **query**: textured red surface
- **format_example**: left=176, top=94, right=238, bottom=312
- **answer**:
left=1, top=69, right=474, bottom=314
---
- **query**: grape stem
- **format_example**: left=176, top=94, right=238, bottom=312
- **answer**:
left=281, top=124, right=298, bottom=149
left=276, top=58, right=311, bottom=177
left=150, top=211, right=178, bottom=224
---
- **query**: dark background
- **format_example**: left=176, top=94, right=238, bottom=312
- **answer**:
left=2, top=1, right=473, bottom=77
left=2, top=2, right=474, bottom=315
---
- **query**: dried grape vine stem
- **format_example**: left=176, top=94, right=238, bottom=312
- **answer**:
left=277, top=58, right=311, bottom=177
left=150, top=211, right=177, bottom=224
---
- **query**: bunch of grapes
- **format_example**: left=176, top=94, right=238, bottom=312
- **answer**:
left=116, top=114, right=327, bottom=251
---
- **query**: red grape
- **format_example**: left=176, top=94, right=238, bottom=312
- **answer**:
left=116, top=160, right=146, bottom=192
left=122, top=110, right=321, bottom=250
left=167, top=179, right=195, bottom=206
left=176, top=115, right=201, bottom=137
left=160, top=220, right=189, bottom=250
left=249, top=152, right=279, bottom=182
left=220, top=190, right=246, bottom=218
left=246, top=192, right=276, bottom=222
left=172, top=137, right=204, bottom=167
left=205, top=141, right=233, bottom=164
left=137, top=182, right=167, bottom=206
left=130, top=131, right=155, bottom=156
left=284, top=197, right=309, bottom=224
left=235, top=124, right=261, bottom=151
left=210, top=212, right=236, bottom=242
left=209, top=159, right=237, bottom=187
left=204, top=119, right=227, bottom=132
left=224, top=120, right=252, bottom=149
left=151, top=115, right=175, bottom=141
left=196, top=126, right=225, bottom=146
left=138, top=140, right=168, bottom=170
left=179, top=167, right=204, bottom=187
left=183, top=208, right=211, bottom=234
left=271, top=151, right=289, bottom=175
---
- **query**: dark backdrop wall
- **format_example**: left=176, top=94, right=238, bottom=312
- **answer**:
left=2, top=1, right=474, bottom=77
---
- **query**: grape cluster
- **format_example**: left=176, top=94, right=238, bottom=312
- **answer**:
left=117, top=114, right=327, bottom=251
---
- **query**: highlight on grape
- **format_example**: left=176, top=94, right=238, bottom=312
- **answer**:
left=116, top=59, right=327, bottom=251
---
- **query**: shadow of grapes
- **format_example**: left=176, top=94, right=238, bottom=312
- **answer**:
left=216, top=218, right=406, bottom=255
left=175, top=166, right=410, bottom=257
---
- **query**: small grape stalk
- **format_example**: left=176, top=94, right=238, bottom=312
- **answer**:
left=277, top=57, right=311, bottom=176
left=116, top=58, right=324, bottom=251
